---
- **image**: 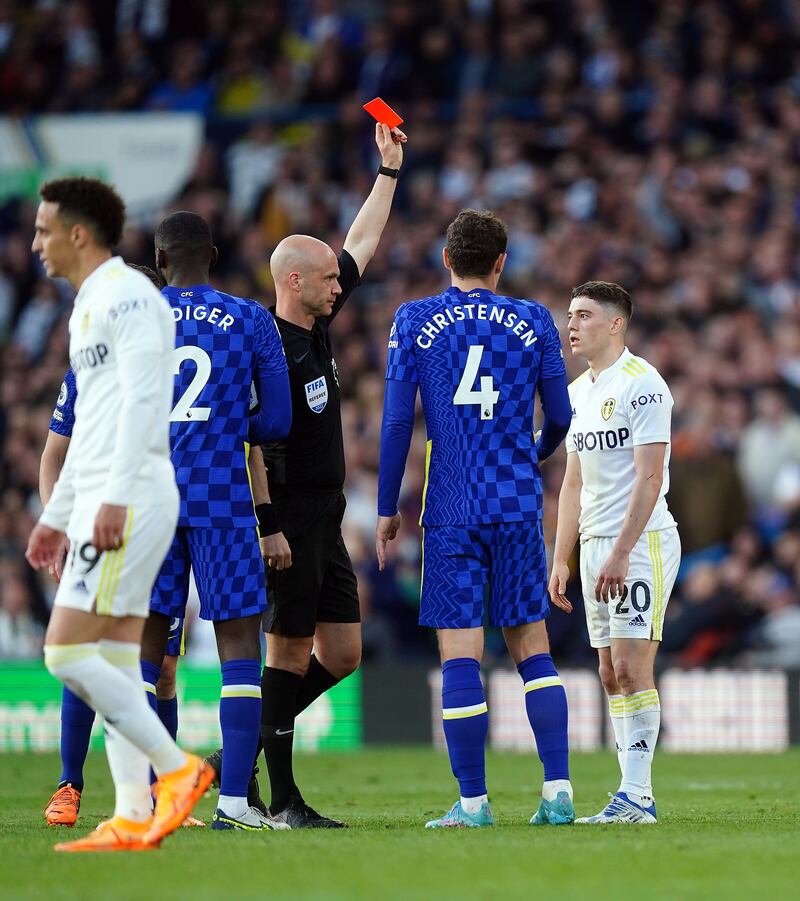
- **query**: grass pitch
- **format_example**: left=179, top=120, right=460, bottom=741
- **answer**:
left=2, top=748, right=797, bottom=900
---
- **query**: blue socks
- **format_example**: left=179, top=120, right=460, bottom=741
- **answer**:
left=157, top=696, right=179, bottom=742
left=140, top=660, right=161, bottom=716
left=58, top=687, right=95, bottom=789
left=517, top=653, right=570, bottom=781
left=441, top=658, right=488, bottom=798
left=220, top=659, right=262, bottom=799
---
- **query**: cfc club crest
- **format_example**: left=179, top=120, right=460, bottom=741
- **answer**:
left=601, top=398, right=616, bottom=421
left=305, top=376, right=328, bottom=413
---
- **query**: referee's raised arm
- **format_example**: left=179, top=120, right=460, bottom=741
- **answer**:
left=342, top=123, right=406, bottom=276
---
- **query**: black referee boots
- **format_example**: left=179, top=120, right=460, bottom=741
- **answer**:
left=268, top=794, right=346, bottom=829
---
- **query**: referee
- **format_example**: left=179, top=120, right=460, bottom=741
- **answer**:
left=258, top=123, right=405, bottom=828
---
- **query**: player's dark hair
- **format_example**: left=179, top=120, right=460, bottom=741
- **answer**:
left=154, top=211, right=213, bottom=265
left=39, top=177, right=125, bottom=248
left=446, top=209, right=508, bottom=278
left=128, top=263, right=165, bottom=290
left=571, top=281, right=633, bottom=322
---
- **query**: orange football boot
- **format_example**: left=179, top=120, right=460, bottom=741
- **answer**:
left=143, top=754, right=214, bottom=845
left=54, top=816, right=157, bottom=852
left=44, top=784, right=81, bottom=826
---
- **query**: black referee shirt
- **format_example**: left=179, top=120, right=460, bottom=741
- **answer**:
left=262, top=249, right=361, bottom=494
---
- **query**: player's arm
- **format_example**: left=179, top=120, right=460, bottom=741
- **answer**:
left=535, top=308, right=570, bottom=460
left=535, top=374, right=572, bottom=461
left=595, top=442, right=666, bottom=603
left=342, top=123, right=406, bottom=276
left=30, top=371, right=79, bottom=572
left=39, top=430, right=71, bottom=580
left=248, top=307, right=292, bottom=445
left=40, top=430, right=70, bottom=506
left=548, top=450, right=583, bottom=613
left=249, top=445, right=292, bottom=571
left=375, top=378, right=417, bottom=570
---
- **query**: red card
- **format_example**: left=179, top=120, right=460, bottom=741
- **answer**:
left=362, top=97, right=404, bottom=128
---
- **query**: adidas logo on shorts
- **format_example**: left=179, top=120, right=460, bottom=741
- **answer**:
left=71, top=579, right=89, bottom=594
left=627, top=613, right=646, bottom=628
left=627, top=739, right=649, bottom=752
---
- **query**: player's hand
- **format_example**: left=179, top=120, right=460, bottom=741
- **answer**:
left=376, top=123, right=406, bottom=170
left=595, top=547, right=630, bottom=604
left=49, top=534, right=70, bottom=582
left=261, top=531, right=292, bottom=571
left=548, top=561, right=573, bottom=613
left=26, top=523, right=66, bottom=570
left=92, top=503, right=128, bottom=552
left=376, top=513, right=402, bottom=571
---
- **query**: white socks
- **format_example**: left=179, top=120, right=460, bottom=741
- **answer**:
left=218, top=794, right=249, bottom=818
left=542, top=779, right=572, bottom=802
left=461, top=794, right=488, bottom=814
left=608, top=694, right=626, bottom=775
left=44, top=641, right=187, bottom=798
left=618, top=689, right=660, bottom=800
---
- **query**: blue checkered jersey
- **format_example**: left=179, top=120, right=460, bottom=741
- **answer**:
left=385, top=287, right=566, bottom=526
left=49, top=368, right=76, bottom=437
left=165, top=285, right=287, bottom=528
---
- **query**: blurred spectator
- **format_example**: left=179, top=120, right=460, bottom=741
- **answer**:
left=738, top=387, right=800, bottom=514
left=0, top=558, right=44, bottom=658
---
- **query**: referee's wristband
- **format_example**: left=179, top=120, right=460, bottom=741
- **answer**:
left=377, top=165, right=399, bottom=179
left=255, top=503, right=280, bottom=537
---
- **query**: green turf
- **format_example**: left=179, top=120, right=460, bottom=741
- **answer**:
left=2, top=749, right=798, bottom=900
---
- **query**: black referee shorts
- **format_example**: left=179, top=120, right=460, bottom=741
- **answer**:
left=262, top=491, right=360, bottom=638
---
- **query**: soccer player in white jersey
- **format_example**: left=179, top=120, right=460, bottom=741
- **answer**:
left=548, top=281, right=680, bottom=824
left=25, top=177, right=214, bottom=851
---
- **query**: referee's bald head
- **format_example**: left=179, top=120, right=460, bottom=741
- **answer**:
left=270, top=234, right=333, bottom=283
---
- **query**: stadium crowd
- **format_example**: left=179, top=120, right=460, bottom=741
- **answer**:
left=2, top=0, right=800, bottom=667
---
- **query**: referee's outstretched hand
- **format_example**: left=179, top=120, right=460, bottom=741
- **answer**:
left=261, top=532, right=292, bottom=571
left=376, top=512, right=402, bottom=571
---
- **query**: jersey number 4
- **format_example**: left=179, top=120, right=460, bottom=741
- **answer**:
left=170, top=346, right=211, bottom=421
left=454, top=345, right=499, bottom=420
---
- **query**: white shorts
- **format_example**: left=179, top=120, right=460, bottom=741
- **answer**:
left=579, top=527, right=680, bottom=648
left=55, top=493, right=178, bottom=618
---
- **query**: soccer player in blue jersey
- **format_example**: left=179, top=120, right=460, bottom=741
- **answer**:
left=140, top=213, right=292, bottom=831
left=376, top=209, right=575, bottom=828
left=41, top=267, right=193, bottom=828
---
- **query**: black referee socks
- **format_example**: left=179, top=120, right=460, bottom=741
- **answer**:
left=261, top=666, right=302, bottom=813
left=296, top=655, right=339, bottom=716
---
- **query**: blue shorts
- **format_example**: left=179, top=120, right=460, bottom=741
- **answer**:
left=420, top=520, right=548, bottom=629
left=150, top=525, right=266, bottom=622
left=165, top=616, right=185, bottom=657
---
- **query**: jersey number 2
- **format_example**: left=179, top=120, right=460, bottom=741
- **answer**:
left=171, top=346, right=212, bottom=421
left=454, top=345, right=499, bottom=420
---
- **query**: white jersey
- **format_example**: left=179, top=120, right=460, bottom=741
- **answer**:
left=40, top=256, right=177, bottom=531
left=566, top=347, right=676, bottom=538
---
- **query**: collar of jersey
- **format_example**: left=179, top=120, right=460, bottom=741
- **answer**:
left=445, top=286, right=496, bottom=300
left=271, top=308, right=317, bottom=338
left=589, top=347, right=632, bottom=386
left=76, top=255, right=123, bottom=302
left=163, top=284, right=213, bottom=297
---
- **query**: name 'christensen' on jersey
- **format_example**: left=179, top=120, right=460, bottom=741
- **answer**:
left=386, top=287, right=565, bottom=526
left=566, top=348, right=676, bottom=537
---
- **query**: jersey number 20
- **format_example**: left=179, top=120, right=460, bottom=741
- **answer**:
left=170, top=346, right=212, bottom=421
left=454, top=345, right=499, bottom=420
